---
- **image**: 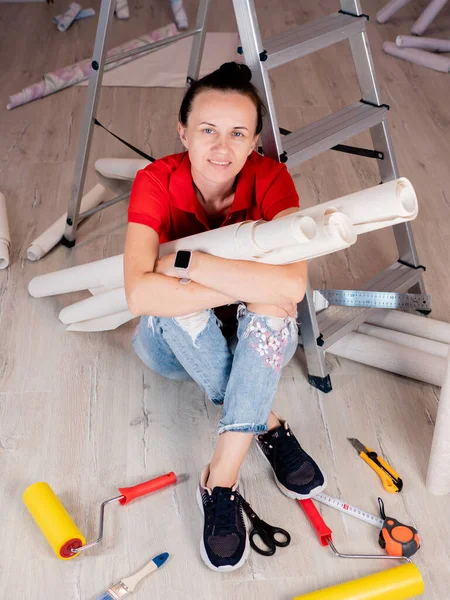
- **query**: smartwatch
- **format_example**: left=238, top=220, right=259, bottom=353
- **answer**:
left=174, top=249, right=192, bottom=284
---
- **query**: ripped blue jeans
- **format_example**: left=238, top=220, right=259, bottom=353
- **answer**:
left=132, top=303, right=298, bottom=434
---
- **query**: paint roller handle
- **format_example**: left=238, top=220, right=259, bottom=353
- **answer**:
left=118, top=472, right=177, bottom=505
left=298, top=499, right=333, bottom=547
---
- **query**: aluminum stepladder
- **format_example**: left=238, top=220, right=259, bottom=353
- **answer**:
left=63, top=0, right=426, bottom=393
left=62, top=0, right=212, bottom=245
left=233, top=0, right=426, bottom=393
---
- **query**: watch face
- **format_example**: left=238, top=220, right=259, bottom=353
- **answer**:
left=175, top=250, right=191, bottom=269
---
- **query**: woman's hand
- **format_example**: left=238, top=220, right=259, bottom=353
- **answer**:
left=154, top=253, right=179, bottom=278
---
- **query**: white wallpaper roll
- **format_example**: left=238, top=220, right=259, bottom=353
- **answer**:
left=410, top=0, right=448, bottom=35
left=66, top=309, right=135, bottom=331
left=383, top=42, right=450, bottom=73
left=27, top=184, right=110, bottom=261
left=376, top=0, right=412, bottom=23
left=366, top=310, right=450, bottom=345
left=328, top=331, right=446, bottom=387
left=357, top=323, right=449, bottom=359
left=95, top=158, right=150, bottom=181
left=59, top=288, right=127, bottom=324
left=29, top=212, right=354, bottom=297
left=426, top=348, right=450, bottom=495
left=0, top=192, right=11, bottom=270
left=396, top=35, right=450, bottom=52
left=300, top=178, right=418, bottom=235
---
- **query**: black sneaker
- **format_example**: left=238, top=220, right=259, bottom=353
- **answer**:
left=196, top=466, right=249, bottom=571
left=256, top=417, right=326, bottom=499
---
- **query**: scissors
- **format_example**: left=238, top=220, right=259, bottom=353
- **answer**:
left=239, top=494, right=291, bottom=556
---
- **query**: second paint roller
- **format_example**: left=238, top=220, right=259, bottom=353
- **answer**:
left=23, top=472, right=179, bottom=559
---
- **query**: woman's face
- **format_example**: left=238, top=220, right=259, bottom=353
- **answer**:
left=178, top=90, right=259, bottom=185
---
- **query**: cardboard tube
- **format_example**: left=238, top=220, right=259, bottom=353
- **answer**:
left=426, top=348, right=450, bottom=495
left=328, top=332, right=446, bottom=387
left=383, top=42, right=450, bottom=73
left=411, top=0, right=448, bottom=35
left=27, top=184, right=110, bottom=261
left=293, top=563, right=424, bottom=599
left=366, top=310, right=450, bottom=345
left=66, top=310, right=135, bottom=331
left=0, top=192, right=11, bottom=269
left=300, top=178, right=418, bottom=235
left=357, top=323, right=449, bottom=359
left=376, top=0, right=413, bottom=24
left=396, top=35, right=450, bottom=52
left=95, top=158, right=150, bottom=180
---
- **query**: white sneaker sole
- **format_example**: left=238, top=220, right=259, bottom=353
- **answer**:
left=196, top=486, right=250, bottom=572
left=256, top=442, right=327, bottom=500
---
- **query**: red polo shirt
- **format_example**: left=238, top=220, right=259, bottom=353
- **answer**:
left=128, top=151, right=299, bottom=241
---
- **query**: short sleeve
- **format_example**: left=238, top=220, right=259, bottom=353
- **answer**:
left=260, top=163, right=299, bottom=221
left=128, top=168, right=169, bottom=235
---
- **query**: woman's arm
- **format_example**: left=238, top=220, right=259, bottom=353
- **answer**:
left=155, top=208, right=308, bottom=308
left=124, top=223, right=237, bottom=317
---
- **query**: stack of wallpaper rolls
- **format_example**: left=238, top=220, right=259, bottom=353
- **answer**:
left=28, top=170, right=418, bottom=334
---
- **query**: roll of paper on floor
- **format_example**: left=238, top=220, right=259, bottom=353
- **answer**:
left=292, top=563, right=424, bottom=599
left=23, top=482, right=86, bottom=559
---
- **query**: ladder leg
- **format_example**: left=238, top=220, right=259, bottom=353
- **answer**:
left=233, top=0, right=331, bottom=390
left=342, top=0, right=426, bottom=293
left=174, top=0, right=211, bottom=153
left=232, top=0, right=284, bottom=160
left=298, top=284, right=333, bottom=393
left=63, top=0, right=115, bottom=247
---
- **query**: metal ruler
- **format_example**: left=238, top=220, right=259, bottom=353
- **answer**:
left=315, top=492, right=384, bottom=528
left=313, top=289, right=432, bottom=312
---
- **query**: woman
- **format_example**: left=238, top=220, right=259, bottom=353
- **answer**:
left=124, top=62, right=326, bottom=572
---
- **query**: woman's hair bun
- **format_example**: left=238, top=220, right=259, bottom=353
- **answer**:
left=218, top=62, right=252, bottom=84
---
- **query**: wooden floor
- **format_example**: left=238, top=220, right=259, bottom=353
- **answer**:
left=1, top=1, right=450, bottom=598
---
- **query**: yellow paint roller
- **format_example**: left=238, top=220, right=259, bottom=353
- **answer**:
left=23, top=482, right=86, bottom=560
left=23, top=473, right=179, bottom=559
left=293, top=563, right=424, bottom=599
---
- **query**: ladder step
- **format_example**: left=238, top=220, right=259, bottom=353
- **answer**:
left=282, top=102, right=387, bottom=167
left=264, top=12, right=366, bottom=70
left=317, top=263, right=425, bottom=350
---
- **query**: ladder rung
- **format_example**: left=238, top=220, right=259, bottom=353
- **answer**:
left=264, top=13, right=366, bottom=70
left=282, top=102, right=387, bottom=167
left=317, top=263, right=425, bottom=349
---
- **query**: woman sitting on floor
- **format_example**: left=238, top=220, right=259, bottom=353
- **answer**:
left=124, top=61, right=326, bottom=572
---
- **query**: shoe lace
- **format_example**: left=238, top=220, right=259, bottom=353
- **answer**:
left=206, top=488, right=238, bottom=536
left=266, top=430, right=304, bottom=473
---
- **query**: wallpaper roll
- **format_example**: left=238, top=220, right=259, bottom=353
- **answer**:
left=95, top=158, right=150, bottom=181
left=383, top=42, right=450, bottom=73
left=328, top=331, right=446, bottom=387
left=55, top=3, right=82, bottom=32
left=59, top=288, right=127, bottom=324
left=426, top=348, right=450, bottom=495
left=376, top=0, right=413, bottom=23
left=29, top=254, right=124, bottom=297
left=28, top=177, right=418, bottom=298
left=357, top=323, right=449, bottom=359
left=366, top=310, right=450, bottom=345
left=66, top=309, right=135, bottom=331
left=7, top=24, right=178, bottom=109
left=0, top=192, right=11, bottom=270
left=27, top=184, right=110, bottom=262
left=299, top=178, right=418, bottom=235
left=410, top=0, right=448, bottom=35
left=115, top=0, right=129, bottom=19
left=396, top=35, right=450, bottom=52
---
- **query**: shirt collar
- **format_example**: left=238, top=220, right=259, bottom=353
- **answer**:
left=169, top=152, right=255, bottom=222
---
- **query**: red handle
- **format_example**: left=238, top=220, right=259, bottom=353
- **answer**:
left=118, top=472, right=177, bottom=505
left=298, top=499, right=333, bottom=547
